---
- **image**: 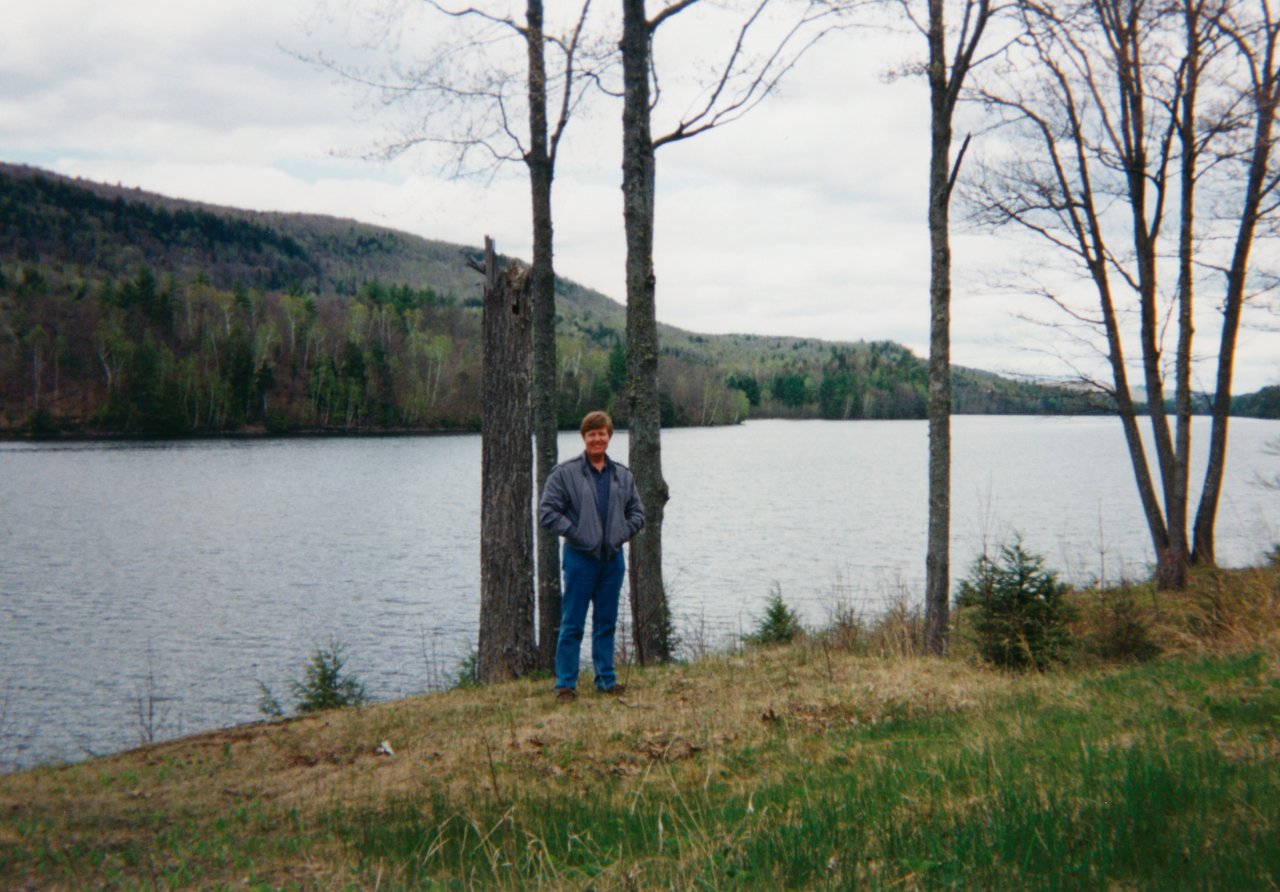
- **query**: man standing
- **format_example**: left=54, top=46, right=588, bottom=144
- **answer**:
left=538, top=411, right=645, bottom=701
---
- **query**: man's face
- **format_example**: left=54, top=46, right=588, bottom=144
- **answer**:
left=583, top=426, right=611, bottom=462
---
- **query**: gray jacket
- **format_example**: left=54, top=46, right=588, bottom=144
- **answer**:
left=538, top=453, right=645, bottom=559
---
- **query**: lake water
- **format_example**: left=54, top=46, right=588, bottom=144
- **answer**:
left=2, top=416, right=1278, bottom=771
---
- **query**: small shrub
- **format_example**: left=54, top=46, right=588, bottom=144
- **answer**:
left=293, top=639, right=368, bottom=712
left=746, top=583, right=803, bottom=646
left=956, top=540, right=1076, bottom=671
left=1089, top=581, right=1161, bottom=663
left=258, top=638, right=369, bottom=717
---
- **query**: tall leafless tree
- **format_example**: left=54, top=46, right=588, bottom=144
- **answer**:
left=1191, top=0, right=1280, bottom=565
left=968, top=0, right=1279, bottom=587
left=522, top=1, right=595, bottom=666
left=971, top=0, right=1196, bottom=588
left=892, top=0, right=995, bottom=653
left=307, top=1, right=599, bottom=666
left=619, top=0, right=837, bottom=664
left=927, top=0, right=992, bottom=655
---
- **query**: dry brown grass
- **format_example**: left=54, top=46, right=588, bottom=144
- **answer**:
left=0, top=645, right=1020, bottom=888
left=1069, top=563, right=1280, bottom=662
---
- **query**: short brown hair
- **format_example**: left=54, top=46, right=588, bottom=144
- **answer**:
left=580, top=410, right=614, bottom=436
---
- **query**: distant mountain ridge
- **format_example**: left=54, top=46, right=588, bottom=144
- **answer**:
left=1, top=161, right=492, bottom=298
left=0, top=161, right=673, bottom=336
left=0, top=162, right=1132, bottom=436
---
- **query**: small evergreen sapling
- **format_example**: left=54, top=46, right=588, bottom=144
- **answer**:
left=293, top=639, right=368, bottom=712
left=956, top=540, right=1075, bottom=671
left=257, top=638, right=369, bottom=717
left=746, top=583, right=803, bottom=646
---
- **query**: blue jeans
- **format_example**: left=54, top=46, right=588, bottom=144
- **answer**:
left=555, top=545, right=625, bottom=691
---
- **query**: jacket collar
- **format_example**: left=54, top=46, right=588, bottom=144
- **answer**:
left=578, top=451, right=613, bottom=477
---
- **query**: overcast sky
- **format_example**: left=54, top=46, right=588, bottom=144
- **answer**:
left=3, top=0, right=1278, bottom=392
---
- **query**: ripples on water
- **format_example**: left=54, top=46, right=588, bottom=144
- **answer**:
left=1, top=416, right=1277, bottom=770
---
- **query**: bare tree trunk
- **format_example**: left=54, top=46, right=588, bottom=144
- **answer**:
left=610, top=0, right=829, bottom=662
left=922, top=0, right=990, bottom=654
left=1194, top=6, right=1279, bottom=565
left=622, top=0, right=672, bottom=665
left=525, top=0, right=562, bottom=669
left=924, top=0, right=953, bottom=656
left=1193, top=182, right=1267, bottom=564
left=1166, top=0, right=1203, bottom=589
left=1192, top=307, right=1241, bottom=568
left=1092, top=230, right=1172, bottom=565
left=478, top=237, right=537, bottom=683
left=1116, top=0, right=1189, bottom=589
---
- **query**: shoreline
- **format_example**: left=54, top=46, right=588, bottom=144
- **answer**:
left=8, top=408, right=1272, bottom=444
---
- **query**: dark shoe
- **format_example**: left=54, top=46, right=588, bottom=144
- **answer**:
left=556, top=687, right=577, bottom=703
left=598, top=683, right=626, bottom=695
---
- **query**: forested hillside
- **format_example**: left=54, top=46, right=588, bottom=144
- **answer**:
left=0, top=163, right=1102, bottom=437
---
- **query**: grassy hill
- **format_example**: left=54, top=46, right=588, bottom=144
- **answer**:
left=2, top=562, right=1277, bottom=888
left=0, top=162, right=1105, bottom=437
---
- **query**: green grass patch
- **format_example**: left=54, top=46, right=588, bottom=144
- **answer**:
left=335, top=652, right=1279, bottom=890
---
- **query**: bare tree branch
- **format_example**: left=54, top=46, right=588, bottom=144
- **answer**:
left=649, top=0, right=703, bottom=33
left=650, top=1, right=846, bottom=149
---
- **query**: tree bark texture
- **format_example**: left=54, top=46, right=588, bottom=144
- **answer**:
left=478, top=237, right=537, bottom=683
left=1113, top=2, right=1189, bottom=588
left=622, top=0, right=672, bottom=665
left=923, top=0, right=993, bottom=649
left=924, top=0, right=953, bottom=656
left=525, top=0, right=562, bottom=668
left=1169, top=0, right=1199, bottom=588
left=923, top=0, right=968, bottom=655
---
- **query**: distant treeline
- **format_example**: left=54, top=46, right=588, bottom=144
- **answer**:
left=0, top=258, right=1109, bottom=436
left=1231, top=386, right=1280, bottom=419
left=0, top=163, right=1141, bottom=437
left=1, top=263, right=471, bottom=434
left=0, top=260, right=774, bottom=435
